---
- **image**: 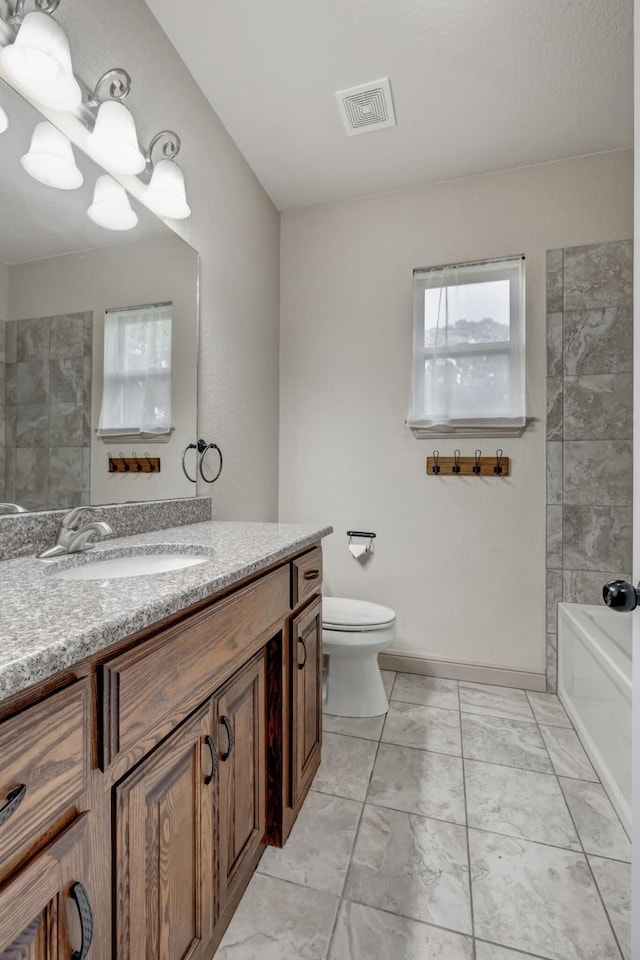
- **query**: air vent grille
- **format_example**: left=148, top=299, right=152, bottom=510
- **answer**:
left=336, top=78, right=396, bottom=137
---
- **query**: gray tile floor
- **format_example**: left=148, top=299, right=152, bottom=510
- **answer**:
left=216, top=673, right=631, bottom=960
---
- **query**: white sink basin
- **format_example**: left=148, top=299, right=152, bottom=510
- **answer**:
left=52, top=553, right=210, bottom=581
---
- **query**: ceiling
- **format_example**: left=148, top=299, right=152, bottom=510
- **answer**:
left=0, top=79, right=165, bottom=265
left=145, top=0, right=633, bottom=211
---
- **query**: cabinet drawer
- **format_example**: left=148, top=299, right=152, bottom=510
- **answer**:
left=291, top=547, right=322, bottom=608
left=0, top=680, right=89, bottom=868
left=103, top=565, right=289, bottom=767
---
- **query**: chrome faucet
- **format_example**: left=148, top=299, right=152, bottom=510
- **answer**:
left=36, top=506, right=115, bottom=559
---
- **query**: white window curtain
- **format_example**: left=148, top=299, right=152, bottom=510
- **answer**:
left=97, top=302, right=172, bottom=437
left=408, top=257, right=526, bottom=437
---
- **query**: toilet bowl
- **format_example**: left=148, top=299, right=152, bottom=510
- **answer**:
left=322, top=596, right=396, bottom=718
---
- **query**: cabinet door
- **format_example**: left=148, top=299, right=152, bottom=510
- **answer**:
left=0, top=816, right=92, bottom=960
left=290, top=596, right=322, bottom=809
left=215, top=653, right=266, bottom=920
left=115, top=703, right=215, bottom=960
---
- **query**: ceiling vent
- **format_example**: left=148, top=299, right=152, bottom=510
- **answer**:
left=335, top=77, right=396, bottom=136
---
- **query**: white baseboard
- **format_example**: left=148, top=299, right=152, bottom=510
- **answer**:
left=378, top=651, right=547, bottom=692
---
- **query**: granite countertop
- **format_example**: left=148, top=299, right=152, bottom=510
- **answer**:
left=0, top=520, right=332, bottom=703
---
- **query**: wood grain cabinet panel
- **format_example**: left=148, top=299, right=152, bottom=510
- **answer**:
left=0, top=815, right=91, bottom=960
left=102, top=567, right=289, bottom=768
left=290, top=597, right=322, bottom=809
left=291, top=548, right=323, bottom=608
left=215, top=653, right=266, bottom=923
left=0, top=681, right=89, bottom=870
left=114, top=703, right=215, bottom=960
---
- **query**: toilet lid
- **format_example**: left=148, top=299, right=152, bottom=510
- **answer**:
left=322, top=596, right=396, bottom=630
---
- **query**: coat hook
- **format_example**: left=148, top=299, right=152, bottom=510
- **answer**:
left=494, top=448, right=504, bottom=476
left=145, top=452, right=155, bottom=472
left=473, top=449, right=482, bottom=475
left=432, top=450, right=440, bottom=474
left=119, top=451, right=130, bottom=472
left=132, top=451, right=143, bottom=472
left=452, top=449, right=461, bottom=474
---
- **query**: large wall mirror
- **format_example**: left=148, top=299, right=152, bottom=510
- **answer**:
left=0, top=77, right=198, bottom=516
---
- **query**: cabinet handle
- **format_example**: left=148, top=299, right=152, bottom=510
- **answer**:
left=0, top=784, right=26, bottom=828
left=303, top=570, right=320, bottom=581
left=297, top=637, right=307, bottom=670
left=204, top=735, right=218, bottom=785
left=220, top=716, right=234, bottom=761
left=70, top=881, right=94, bottom=960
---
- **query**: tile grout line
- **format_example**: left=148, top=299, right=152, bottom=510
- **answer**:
left=532, top=701, right=626, bottom=960
left=323, top=703, right=387, bottom=960
left=458, top=695, right=477, bottom=960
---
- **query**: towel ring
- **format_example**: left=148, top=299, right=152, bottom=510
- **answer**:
left=198, top=440, right=223, bottom=484
left=181, top=443, right=198, bottom=483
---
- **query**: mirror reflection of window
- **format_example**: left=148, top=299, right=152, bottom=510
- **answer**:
left=97, top=302, right=172, bottom=438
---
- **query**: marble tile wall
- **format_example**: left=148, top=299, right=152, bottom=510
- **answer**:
left=546, top=241, right=633, bottom=692
left=3, top=312, right=92, bottom=511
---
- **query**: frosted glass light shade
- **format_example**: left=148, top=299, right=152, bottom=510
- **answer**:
left=21, top=121, right=83, bottom=190
left=141, top=158, right=191, bottom=219
left=88, top=175, right=138, bottom=231
left=0, top=12, right=81, bottom=111
left=0, top=106, right=8, bottom=134
left=87, top=100, right=145, bottom=175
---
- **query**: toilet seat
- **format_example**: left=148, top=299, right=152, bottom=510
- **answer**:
left=322, top=596, right=396, bottom=632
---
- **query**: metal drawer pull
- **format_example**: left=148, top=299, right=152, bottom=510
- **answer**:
left=204, top=735, right=218, bottom=785
left=298, top=637, right=307, bottom=670
left=303, top=570, right=320, bottom=580
left=0, top=784, right=26, bottom=828
left=70, top=881, right=94, bottom=960
left=220, top=716, right=234, bottom=761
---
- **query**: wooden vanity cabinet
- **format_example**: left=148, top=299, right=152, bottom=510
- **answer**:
left=277, top=559, right=324, bottom=845
left=114, top=650, right=268, bottom=960
left=114, top=702, right=216, bottom=960
left=214, top=654, right=266, bottom=927
left=290, top=596, right=323, bottom=811
left=0, top=541, right=323, bottom=960
left=0, top=815, right=93, bottom=960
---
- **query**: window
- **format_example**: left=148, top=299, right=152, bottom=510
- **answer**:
left=97, top=302, right=172, bottom=437
left=408, top=257, right=526, bottom=437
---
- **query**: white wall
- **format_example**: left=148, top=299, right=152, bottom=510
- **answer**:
left=37, top=0, right=281, bottom=519
left=8, top=235, right=198, bottom=505
left=0, top=262, right=8, bottom=321
left=280, top=150, right=633, bottom=674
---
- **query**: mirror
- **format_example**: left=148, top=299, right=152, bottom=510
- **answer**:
left=0, top=78, right=199, bottom=515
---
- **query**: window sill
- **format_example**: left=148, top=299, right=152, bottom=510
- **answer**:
left=96, top=427, right=175, bottom=443
left=408, top=420, right=533, bottom=439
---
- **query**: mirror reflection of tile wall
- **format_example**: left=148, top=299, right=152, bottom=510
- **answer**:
left=3, top=313, right=92, bottom=510
left=545, top=239, right=633, bottom=692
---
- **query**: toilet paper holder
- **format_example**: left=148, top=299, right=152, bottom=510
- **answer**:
left=347, top=530, right=376, bottom=554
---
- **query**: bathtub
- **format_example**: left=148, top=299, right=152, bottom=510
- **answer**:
left=558, top=602, right=631, bottom=834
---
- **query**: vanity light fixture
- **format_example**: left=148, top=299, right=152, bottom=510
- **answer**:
left=0, top=106, right=8, bottom=133
left=88, top=174, right=138, bottom=231
left=21, top=120, right=83, bottom=189
left=86, top=69, right=145, bottom=176
left=141, top=130, right=191, bottom=220
left=0, top=1, right=82, bottom=111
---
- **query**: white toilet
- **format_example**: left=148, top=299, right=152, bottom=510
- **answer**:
left=322, top=596, right=396, bottom=718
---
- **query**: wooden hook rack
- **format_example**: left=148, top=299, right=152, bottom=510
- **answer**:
left=426, top=454, right=510, bottom=477
left=108, top=456, right=161, bottom=474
